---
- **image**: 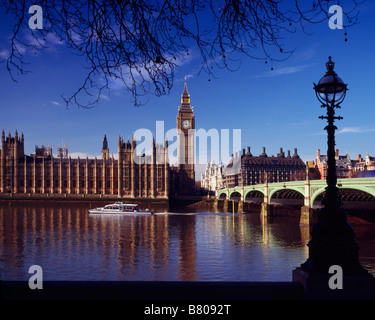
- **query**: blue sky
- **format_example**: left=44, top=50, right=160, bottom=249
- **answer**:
left=1, top=1, right=375, bottom=179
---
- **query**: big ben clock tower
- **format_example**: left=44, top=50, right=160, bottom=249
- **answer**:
left=177, top=77, right=195, bottom=195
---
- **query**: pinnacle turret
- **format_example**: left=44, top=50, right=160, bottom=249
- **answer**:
left=180, top=76, right=191, bottom=107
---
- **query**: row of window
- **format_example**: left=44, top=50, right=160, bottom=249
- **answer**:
left=242, top=167, right=304, bottom=172
left=4, top=168, right=165, bottom=178
left=6, top=178, right=167, bottom=190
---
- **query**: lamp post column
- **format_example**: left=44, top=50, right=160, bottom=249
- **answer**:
left=323, top=103, right=340, bottom=210
left=292, top=57, right=375, bottom=299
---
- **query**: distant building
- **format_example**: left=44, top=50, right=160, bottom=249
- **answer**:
left=57, top=144, right=68, bottom=159
left=355, top=153, right=375, bottom=172
left=0, top=129, right=171, bottom=197
left=314, top=149, right=375, bottom=179
left=223, top=146, right=306, bottom=188
left=0, top=78, right=197, bottom=197
left=201, top=160, right=224, bottom=192
left=34, top=144, right=52, bottom=157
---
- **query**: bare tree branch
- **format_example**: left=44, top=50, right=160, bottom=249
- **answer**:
left=0, top=0, right=362, bottom=108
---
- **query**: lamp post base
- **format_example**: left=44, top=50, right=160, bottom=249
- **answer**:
left=294, top=206, right=375, bottom=299
left=292, top=267, right=375, bottom=300
left=301, top=206, right=368, bottom=274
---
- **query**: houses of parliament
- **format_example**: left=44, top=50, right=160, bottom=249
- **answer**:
left=0, top=80, right=196, bottom=198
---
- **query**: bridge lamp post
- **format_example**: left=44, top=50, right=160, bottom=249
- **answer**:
left=314, top=56, right=346, bottom=211
left=300, top=56, right=367, bottom=274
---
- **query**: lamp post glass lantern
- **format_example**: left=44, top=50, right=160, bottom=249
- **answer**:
left=314, top=56, right=347, bottom=105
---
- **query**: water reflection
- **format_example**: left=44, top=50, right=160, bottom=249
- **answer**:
left=0, top=204, right=373, bottom=281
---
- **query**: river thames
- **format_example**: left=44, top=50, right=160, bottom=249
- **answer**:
left=1, top=203, right=374, bottom=282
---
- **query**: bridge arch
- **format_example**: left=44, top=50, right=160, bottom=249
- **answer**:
left=339, top=188, right=375, bottom=201
left=217, top=192, right=227, bottom=200
left=229, top=191, right=241, bottom=201
left=269, top=188, right=305, bottom=206
left=244, top=190, right=264, bottom=203
left=311, top=187, right=375, bottom=208
left=310, top=187, right=326, bottom=208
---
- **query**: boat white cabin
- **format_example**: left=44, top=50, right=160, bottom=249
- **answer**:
left=89, top=202, right=152, bottom=214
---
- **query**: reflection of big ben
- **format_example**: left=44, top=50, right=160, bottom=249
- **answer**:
left=177, top=77, right=195, bottom=195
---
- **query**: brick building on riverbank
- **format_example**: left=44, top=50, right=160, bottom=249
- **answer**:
left=223, top=147, right=307, bottom=188
left=314, top=148, right=375, bottom=179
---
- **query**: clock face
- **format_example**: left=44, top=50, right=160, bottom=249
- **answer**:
left=182, top=120, right=190, bottom=129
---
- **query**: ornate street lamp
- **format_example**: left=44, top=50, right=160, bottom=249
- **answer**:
left=314, top=56, right=346, bottom=212
left=300, top=57, right=367, bottom=274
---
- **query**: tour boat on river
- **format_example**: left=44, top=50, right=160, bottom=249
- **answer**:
left=89, top=202, right=153, bottom=215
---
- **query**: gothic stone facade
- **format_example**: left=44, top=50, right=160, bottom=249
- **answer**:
left=201, top=161, right=224, bottom=192
left=0, top=80, right=196, bottom=198
left=0, top=131, right=170, bottom=198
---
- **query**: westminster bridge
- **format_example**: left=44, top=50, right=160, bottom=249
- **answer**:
left=216, top=177, right=375, bottom=225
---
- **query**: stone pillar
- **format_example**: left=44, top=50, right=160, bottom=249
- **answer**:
left=24, top=155, right=27, bottom=193
left=41, top=156, right=45, bottom=194
left=67, top=157, right=71, bottom=194
left=164, top=139, right=169, bottom=199
left=117, top=137, right=122, bottom=197
left=13, top=138, right=18, bottom=193
left=111, top=156, right=115, bottom=196
left=264, top=183, right=269, bottom=204
left=238, top=200, right=244, bottom=213
left=0, top=134, right=4, bottom=193
left=261, top=202, right=270, bottom=217
left=32, top=156, right=36, bottom=193
left=213, top=198, right=219, bottom=211
left=85, top=157, right=88, bottom=194
left=50, top=156, right=54, bottom=194
left=261, top=183, right=269, bottom=218
left=76, top=157, right=80, bottom=194
left=103, top=158, right=107, bottom=195
left=300, top=180, right=312, bottom=225
left=131, top=138, right=135, bottom=198
left=299, top=180, right=313, bottom=226
left=304, top=180, right=311, bottom=207
left=300, top=206, right=312, bottom=226
left=138, top=156, right=142, bottom=197
left=151, top=137, right=156, bottom=198
left=144, top=157, right=148, bottom=197
left=59, top=157, right=63, bottom=194
left=117, top=156, right=123, bottom=198
left=94, top=157, right=97, bottom=194
left=223, top=199, right=229, bottom=212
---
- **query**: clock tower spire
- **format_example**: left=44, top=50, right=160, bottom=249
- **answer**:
left=177, top=76, right=195, bottom=195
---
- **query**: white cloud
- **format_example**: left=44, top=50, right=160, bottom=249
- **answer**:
left=24, top=31, right=64, bottom=49
left=51, top=101, right=62, bottom=106
left=337, top=127, right=375, bottom=134
left=178, top=73, right=194, bottom=82
left=256, top=64, right=312, bottom=78
left=104, top=50, right=195, bottom=92
left=100, top=94, right=110, bottom=101
left=307, top=127, right=375, bottom=136
left=0, top=49, right=9, bottom=59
